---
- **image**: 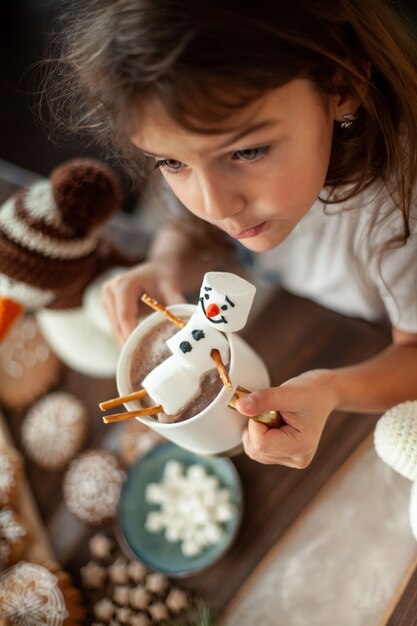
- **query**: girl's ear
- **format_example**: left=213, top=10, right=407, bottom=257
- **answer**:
left=331, top=61, right=371, bottom=122
left=333, top=92, right=360, bottom=123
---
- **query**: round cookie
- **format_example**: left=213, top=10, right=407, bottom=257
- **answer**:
left=0, top=560, right=85, bottom=625
left=0, top=315, right=61, bottom=410
left=22, top=392, right=88, bottom=470
left=63, top=450, right=125, bottom=525
left=0, top=507, right=29, bottom=568
left=0, top=447, right=22, bottom=507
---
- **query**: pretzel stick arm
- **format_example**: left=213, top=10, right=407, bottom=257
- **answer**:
left=99, top=388, right=148, bottom=411
left=141, top=293, right=185, bottom=328
left=210, top=349, right=233, bottom=391
left=103, top=405, right=163, bottom=424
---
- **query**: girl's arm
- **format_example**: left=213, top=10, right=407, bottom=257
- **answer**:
left=237, top=328, right=417, bottom=467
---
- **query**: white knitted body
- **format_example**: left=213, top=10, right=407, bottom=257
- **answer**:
left=374, top=401, right=417, bottom=480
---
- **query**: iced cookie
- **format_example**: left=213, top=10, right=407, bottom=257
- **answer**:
left=0, top=447, right=22, bottom=507
left=63, top=450, right=125, bottom=525
left=22, top=392, right=88, bottom=470
left=0, top=507, right=29, bottom=567
left=0, top=560, right=85, bottom=625
left=0, top=315, right=61, bottom=410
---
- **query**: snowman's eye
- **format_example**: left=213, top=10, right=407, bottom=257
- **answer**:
left=204, top=293, right=209, bottom=300
left=221, top=305, right=228, bottom=311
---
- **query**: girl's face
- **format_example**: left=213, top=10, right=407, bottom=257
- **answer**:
left=131, top=79, right=341, bottom=252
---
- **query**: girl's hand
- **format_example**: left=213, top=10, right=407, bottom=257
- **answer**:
left=101, top=257, right=186, bottom=347
left=236, top=370, right=339, bottom=467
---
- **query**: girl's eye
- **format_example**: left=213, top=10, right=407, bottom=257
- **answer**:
left=154, top=159, right=185, bottom=173
left=234, top=146, right=269, bottom=161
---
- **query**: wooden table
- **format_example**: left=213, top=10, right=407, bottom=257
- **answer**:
left=0, top=160, right=415, bottom=625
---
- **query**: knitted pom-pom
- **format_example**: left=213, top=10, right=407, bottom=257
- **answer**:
left=374, top=401, right=417, bottom=480
left=50, top=159, right=122, bottom=235
left=410, top=480, right=417, bottom=541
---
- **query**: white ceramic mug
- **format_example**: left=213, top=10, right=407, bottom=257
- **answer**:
left=117, top=304, right=270, bottom=456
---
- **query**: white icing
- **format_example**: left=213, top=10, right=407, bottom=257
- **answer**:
left=64, top=452, right=125, bottom=524
left=22, top=392, right=86, bottom=469
left=0, top=453, right=15, bottom=496
left=0, top=508, right=26, bottom=544
left=0, top=562, right=69, bottom=626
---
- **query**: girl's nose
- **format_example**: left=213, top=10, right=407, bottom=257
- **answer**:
left=198, top=174, right=245, bottom=222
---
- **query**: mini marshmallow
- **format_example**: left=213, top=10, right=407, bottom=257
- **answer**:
left=144, top=460, right=237, bottom=557
left=166, top=313, right=229, bottom=372
left=142, top=354, right=201, bottom=415
left=197, top=271, right=256, bottom=332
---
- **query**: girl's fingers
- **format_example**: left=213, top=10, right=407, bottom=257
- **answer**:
left=101, top=275, right=140, bottom=346
left=243, top=420, right=314, bottom=468
left=158, top=280, right=187, bottom=306
left=100, top=282, right=125, bottom=348
left=242, top=429, right=306, bottom=466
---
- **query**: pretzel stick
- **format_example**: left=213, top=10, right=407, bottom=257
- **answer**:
left=103, top=405, right=163, bottom=424
left=210, top=349, right=233, bottom=390
left=99, top=389, right=148, bottom=411
left=228, top=386, right=283, bottom=428
left=141, top=293, right=185, bottom=328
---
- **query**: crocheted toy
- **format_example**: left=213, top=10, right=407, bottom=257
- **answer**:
left=0, top=158, right=134, bottom=377
left=374, top=400, right=417, bottom=540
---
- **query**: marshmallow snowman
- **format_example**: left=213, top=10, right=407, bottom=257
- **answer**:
left=142, top=272, right=256, bottom=415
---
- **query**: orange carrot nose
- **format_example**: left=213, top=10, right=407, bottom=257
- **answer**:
left=206, top=303, right=220, bottom=318
left=0, top=297, right=24, bottom=342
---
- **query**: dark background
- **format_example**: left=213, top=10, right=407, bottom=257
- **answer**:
left=1, top=0, right=417, bottom=178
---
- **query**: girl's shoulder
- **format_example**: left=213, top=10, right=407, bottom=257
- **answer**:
left=324, top=177, right=417, bottom=246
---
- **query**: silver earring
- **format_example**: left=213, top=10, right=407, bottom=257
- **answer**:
left=340, top=113, right=357, bottom=129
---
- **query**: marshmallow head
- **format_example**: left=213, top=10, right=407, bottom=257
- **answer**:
left=166, top=313, right=229, bottom=371
left=197, top=272, right=256, bottom=332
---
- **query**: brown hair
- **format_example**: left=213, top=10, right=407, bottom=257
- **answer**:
left=47, top=0, right=417, bottom=246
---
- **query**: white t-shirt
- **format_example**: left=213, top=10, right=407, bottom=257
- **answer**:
left=253, top=179, right=417, bottom=332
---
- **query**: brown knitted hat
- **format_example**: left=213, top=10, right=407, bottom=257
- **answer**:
left=0, top=158, right=123, bottom=309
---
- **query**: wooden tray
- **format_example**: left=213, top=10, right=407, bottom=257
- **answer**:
left=221, top=435, right=417, bottom=626
left=0, top=408, right=55, bottom=564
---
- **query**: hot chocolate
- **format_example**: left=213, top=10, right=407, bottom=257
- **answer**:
left=129, top=318, right=229, bottom=423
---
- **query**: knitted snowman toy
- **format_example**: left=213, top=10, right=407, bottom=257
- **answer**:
left=374, top=401, right=417, bottom=540
left=0, top=158, right=133, bottom=377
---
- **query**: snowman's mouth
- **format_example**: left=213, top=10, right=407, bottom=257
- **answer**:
left=199, top=297, right=227, bottom=324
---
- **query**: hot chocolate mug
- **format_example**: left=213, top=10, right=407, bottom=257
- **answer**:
left=117, top=303, right=271, bottom=456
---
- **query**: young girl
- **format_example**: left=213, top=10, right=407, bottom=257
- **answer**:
left=53, top=0, right=417, bottom=467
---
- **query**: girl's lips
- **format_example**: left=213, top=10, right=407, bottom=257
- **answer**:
left=227, top=222, right=267, bottom=240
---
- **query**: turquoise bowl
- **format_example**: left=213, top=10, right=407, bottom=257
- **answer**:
left=118, top=442, right=243, bottom=577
